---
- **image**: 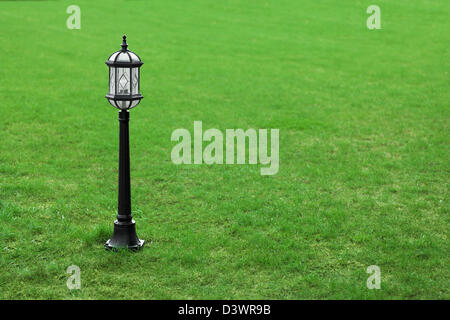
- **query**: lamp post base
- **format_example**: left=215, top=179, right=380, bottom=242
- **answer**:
left=105, top=220, right=145, bottom=251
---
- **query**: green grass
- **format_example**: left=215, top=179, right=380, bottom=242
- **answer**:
left=0, top=0, right=448, bottom=299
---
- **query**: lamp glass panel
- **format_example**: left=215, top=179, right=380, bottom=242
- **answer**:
left=109, top=67, right=116, bottom=94
left=118, top=100, right=130, bottom=110
left=116, top=52, right=131, bottom=62
left=128, top=52, right=139, bottom=62
left=131, top=68, right=139, bottom=94
left=108, top=52, right=119, bottom=62
left=108, top=99, right=117, bottom=108
left=130, top=100, right=140, bottom=109
left=117, top=68, right=130, bottom=95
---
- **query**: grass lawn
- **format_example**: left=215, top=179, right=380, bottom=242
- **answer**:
left=0, top=0, right=448, bottom=299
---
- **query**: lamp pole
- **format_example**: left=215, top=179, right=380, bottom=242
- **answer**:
left=104, top=35, right=145, bottom=251
left=118, top=110, right=131, bottom=223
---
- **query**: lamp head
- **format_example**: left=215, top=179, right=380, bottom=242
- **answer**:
left=105, top=35, right=143, bottom=110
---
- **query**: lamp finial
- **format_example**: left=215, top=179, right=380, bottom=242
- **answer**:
left=121, top=35, right=128, bottom=52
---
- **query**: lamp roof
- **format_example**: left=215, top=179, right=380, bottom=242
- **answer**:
left=106, top=35, right=143, bottom=67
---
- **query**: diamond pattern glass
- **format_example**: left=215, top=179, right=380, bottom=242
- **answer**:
left=117, top=68, right=130, bottom=95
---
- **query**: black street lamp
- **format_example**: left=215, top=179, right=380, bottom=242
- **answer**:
left=104, top=35, right=145, bottom=251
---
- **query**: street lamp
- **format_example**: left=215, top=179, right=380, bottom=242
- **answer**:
left=104, top=35, right=145, bottom=250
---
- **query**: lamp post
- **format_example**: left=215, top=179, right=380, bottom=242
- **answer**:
left=104, top=35, right=145, bottom=251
